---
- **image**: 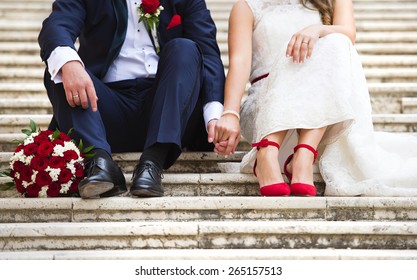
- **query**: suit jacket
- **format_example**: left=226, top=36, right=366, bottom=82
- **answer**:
left=38, top=0, right=225, bottom=104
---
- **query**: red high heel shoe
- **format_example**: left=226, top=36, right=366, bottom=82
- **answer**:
left=252, top=139, right=290, bottom=196
left=283, top=144, right=318, bottom=196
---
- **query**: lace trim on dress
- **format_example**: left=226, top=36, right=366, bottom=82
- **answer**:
left=245, top=0, right=312, bottom=27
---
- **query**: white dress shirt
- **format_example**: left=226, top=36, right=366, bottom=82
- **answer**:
left=47, top=0, right=223, bottom=129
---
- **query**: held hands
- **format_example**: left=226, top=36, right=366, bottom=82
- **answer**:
left=61, top=61, right=98, bottom=112
left=286, top=24, right=322, bottom=63
left=212, top=112, right=241, bottom=157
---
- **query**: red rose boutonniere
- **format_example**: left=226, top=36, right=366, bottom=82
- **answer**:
left=138, top=0, right=164, bottom=53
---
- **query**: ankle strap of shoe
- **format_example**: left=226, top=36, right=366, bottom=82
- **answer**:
left=294, top=144, right=318, bottom=162
left=252, top=138, right=280, bottom=150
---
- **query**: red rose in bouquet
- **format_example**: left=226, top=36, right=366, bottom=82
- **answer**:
left=6, top=120, right=93, bottom=198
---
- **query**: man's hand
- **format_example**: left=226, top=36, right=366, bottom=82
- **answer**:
left=61, top=61, right=98, bottom=112
left=208, top=119, right=229, bottom=155
left=213, top=114, right=241, bottom=157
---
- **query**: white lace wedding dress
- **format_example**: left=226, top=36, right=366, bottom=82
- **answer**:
left=240, top=0, right=417, bottom=196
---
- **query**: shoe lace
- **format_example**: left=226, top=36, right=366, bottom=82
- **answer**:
left=132, top=162, right=164, bottom=181
left=85, top=159, right=98, bottom=176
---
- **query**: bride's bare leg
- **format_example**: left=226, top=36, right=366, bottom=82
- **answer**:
left=288, top=127, right=327, bottom=185
left=254, top=130, right=288, bottom=187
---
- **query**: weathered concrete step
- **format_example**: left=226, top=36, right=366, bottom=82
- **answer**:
left=373, top=114, right=417, bottom=132
left=3, top=54, right=417, bottom=73
left=0, top=197, right=416, bottom=223
left=0, top=83, right=45, bottom=97
left=0, top=2, right=50, bottom=10
left=2, top=248, right=417, bottom=260
left=0, top=21, right=42, bottom=31
left=222, top=54, right=417, bottom=69
left=1, top=112, right=417, bottom=135
left=353, top=3, right=417, bottom=11
left=212, top=12, right=417, bottom=23
left=6, top=41, right=417, bottom=56
left=367, top=83, right=417, bottom=113
left=0, top=149, right=245, bottom=173
left=2, top=67, right=417, bottom=85
left=364, top=68, right=417, bottom=82
left=206, top=1, right=417, bottom=11
left=355, top=13, right=417, bottom=21
left=217, top=42, right=417, bottom=55
left=214, top=20, right=417, bottom=33
left=0, top=55, right=43, bottom=67
left=216, top=32, right=417, bottom=45
left=0, top=98, right=51, bottom=114
left=0, top=31, right=40, bottom=42
left=1, top=220, right=416, bottom=250
left=0, top=67, right=44, bottom=83
left=0, top=171, right=325, bottom=197
left=402, top=97, right=417, bottom=113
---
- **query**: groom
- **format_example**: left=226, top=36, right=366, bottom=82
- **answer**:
left=38, top=0, right=225, bottom=198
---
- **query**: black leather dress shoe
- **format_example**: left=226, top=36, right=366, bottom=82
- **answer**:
left=130, top=160, right=164, bottom=197
left=78, top=156, right=127, bottom=198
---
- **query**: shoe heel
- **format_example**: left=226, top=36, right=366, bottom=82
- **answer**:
left=290, top=183, right=316, bottom=196
left=260, top=182, right=290, bottom=196
left=78, top=181, right=114, bottom=198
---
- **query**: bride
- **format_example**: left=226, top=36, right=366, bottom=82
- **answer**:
left=213, top=0, right=417, bottom=196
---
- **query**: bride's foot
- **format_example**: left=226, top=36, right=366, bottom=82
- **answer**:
left=285, top=144, right=318, bottom=196
left=252, top=139, right=290, bottom=196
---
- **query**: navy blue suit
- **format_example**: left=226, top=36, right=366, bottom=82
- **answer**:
left=38, top=0, right=225, bottom=168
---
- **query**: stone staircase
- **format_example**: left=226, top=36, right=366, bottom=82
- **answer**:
left=0, top=0, right=417, bottom=260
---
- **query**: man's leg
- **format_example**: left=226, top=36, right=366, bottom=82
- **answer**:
left=44, top=72, right=143, bottom=198
left=131, top=38, right=204, bottom=197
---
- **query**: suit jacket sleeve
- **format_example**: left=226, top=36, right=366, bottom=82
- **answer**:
left=38, top=0, right=86, bottom=62
left=182, top=0, right=225, bottom=105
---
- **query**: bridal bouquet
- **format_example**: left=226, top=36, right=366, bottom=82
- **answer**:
left=6, top=120, right=92, bottom=197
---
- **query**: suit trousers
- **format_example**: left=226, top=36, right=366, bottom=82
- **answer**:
left=45, top=38, right=209, bottom=169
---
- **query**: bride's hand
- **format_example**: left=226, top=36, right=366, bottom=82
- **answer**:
left=286, top=24, right=322, bottom=63
left=213, top=114, right=241, bottom=157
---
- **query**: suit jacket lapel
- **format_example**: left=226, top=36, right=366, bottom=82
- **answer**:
left=101, top=0, right=128, bottom=78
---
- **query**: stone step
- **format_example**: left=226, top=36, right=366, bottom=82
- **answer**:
left=1, top=82, right=416, bottom=112
left=3, top=8, right=417, bottom=22
left=213, top=20, right=417, bottom=33
left=222, top=54, right=417, bottom=69
left=364, top=68, right=417, bottom=82
left=373, top=113, right=417, bottom=132
left=0, top=97, right=52, bottom=114
left=0, top=171, right=322, bottom=199
left=0, top=54, right=43, bottom=67
left=206, top=1, right=417, bottom=11
left=1, top=110, right=416, bottom=136
left=217, top=42, right=417, bottom=55
left=1, top=220, right=416, bottom=250
left=6, top=30, right=417, bottom=44
left=367, top=83, right=417, bottom=113
left=0, top=82, right=45, bottom=98
left=211, top=11, right=417, bottom=23
left=0, top=149, right=245, bottom=173
left=2, top=248, right=417, bottom=260
left=402, top=97, right=417, bottom=113
left=2, top=67, right=417, bottom=84
left=5, top=41, right=417, bottom=56
left=0, top=171, right=270, bottom=198
left=0, top=67, right=44, bottom=83
left=0, top=197, right=416, bottom=223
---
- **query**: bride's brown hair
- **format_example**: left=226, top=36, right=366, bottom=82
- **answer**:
left=302, top=0, right=334, bottom=25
